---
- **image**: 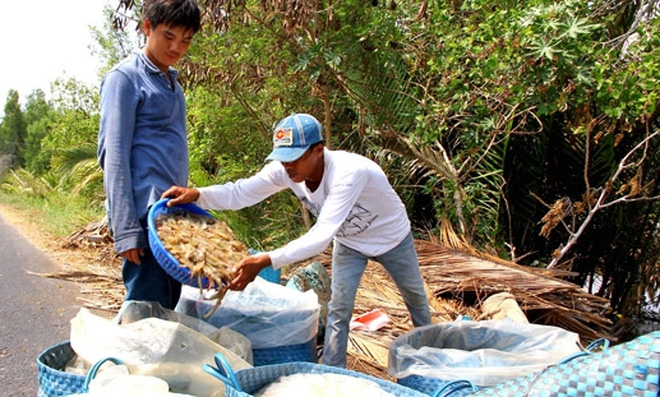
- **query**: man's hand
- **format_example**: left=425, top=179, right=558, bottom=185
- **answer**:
left=228, top=253, right=272, bottom=291
left=161, top=186, right=201, bottom=206
left=121, top=247, right=145, bottom=265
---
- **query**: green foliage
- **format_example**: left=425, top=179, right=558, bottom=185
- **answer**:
left=52, top=143, right=105, bottom=204
left=42, top=79, right=100, bottom=189
left=180, top=1, right=658, bottom=271
left=1, top=77, right=102, bottom=205
left=50, top=77, right=99, bottom=115
left=89, top=4, right=140, bottom=79
left=1, top=168, right=63, bottom=198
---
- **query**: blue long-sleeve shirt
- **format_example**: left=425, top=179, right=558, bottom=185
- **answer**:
left=97, top=52, right=189, bottom=254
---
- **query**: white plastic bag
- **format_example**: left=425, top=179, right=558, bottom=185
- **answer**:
left=70, top=308, right=252, bottom=397
left=176, top=277, right=320, bottom=349
left=116, top=300, right=253, bottom=364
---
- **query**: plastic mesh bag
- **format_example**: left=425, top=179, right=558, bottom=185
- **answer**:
left=286, top=261, right=331, bottom=338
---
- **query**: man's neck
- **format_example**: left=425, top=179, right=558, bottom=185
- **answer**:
left=305, top=155, right=325, bottom=192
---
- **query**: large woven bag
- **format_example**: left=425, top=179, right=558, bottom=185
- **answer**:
left=471, top=330, right=659, bottom=397
left=37, top=342, right=86, bottom=397
left=37, top=342, right=125, bottom=397
left=204, top=351, right=430, bottom=397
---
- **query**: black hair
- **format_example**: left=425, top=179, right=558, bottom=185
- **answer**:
left=143, top=0, right=201, bottom=33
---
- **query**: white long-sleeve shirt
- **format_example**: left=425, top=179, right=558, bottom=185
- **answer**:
left=195, top=148, right=411, bottom=269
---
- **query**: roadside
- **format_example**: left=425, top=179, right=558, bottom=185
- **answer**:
left=0, top=202, right=123, bottom=315
left=0, top=206, right=86, bottom=396
left=0, top=202, right=70, bottom=261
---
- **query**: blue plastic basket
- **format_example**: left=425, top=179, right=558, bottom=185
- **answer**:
left=148, top=198, right=217, bottom=288
left=37, top=341, right=86, bottom=397
left=204, top=352, right=430, bottom=397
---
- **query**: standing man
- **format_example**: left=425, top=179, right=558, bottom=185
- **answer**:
left=162, top=113, right=432, bottom=367
left=97, top=0, right=201, bottom=310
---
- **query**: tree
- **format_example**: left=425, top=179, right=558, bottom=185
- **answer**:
left=0, top=90, right=27, bottom=167
left=89, top=3, right=140, bottom=79
left=22, top=90, right=54, bottom=174
left=42, top=78, right=102, bottom=199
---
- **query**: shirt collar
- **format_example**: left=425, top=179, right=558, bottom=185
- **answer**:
left=137, top=51, right=180, bottom=79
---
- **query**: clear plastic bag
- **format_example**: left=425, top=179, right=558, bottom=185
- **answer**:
left=176, top=277, right=320, bottom=349
left=387, top=320, right=582, bottom=387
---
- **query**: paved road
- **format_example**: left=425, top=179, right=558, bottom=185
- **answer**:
left=0, top=213, right=83, bottom=396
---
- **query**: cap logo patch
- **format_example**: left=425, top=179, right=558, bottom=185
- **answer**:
left=273, top=127, right=293, bottom=147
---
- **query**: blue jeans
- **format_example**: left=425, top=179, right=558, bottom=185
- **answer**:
left=321, top=233, right=432, bottom=367
left=122, top=219, right=182, bottom=310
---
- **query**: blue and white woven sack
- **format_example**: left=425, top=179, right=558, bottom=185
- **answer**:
left=204, top=352, right=430, bottom=397
left=472, top=330, right=660, bottom=397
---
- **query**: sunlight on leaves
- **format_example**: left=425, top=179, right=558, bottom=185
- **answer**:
left=562, top=17, right=598, bottom=39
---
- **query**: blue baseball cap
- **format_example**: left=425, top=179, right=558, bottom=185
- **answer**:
left=266, top=113, right=323, bottom=162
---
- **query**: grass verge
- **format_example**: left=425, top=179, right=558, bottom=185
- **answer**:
left=0, top=191, right=105, bottom=237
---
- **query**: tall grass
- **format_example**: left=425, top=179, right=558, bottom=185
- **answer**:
left=0, top=190, right=105, bottom=238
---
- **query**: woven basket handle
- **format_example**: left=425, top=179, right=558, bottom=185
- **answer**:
left=203, top=352, right=243, bottom=392
left=82, top=357, right=126, bottom=392
left=558, top=337, right=611, bottom=364
left=432, top=379, right=478, bottom=397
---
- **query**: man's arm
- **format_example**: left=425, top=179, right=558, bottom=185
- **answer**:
left=99, top=71, right=145, bottom=256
